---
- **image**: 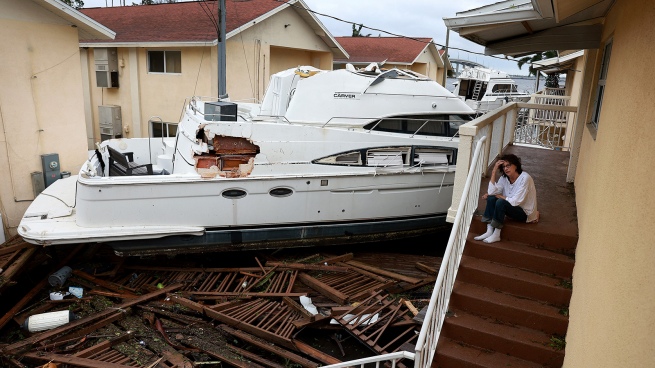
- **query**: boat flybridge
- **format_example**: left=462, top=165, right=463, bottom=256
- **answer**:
left=18, top=65, right=475, bottom=255
left=452, top=66, right=531, bottom=114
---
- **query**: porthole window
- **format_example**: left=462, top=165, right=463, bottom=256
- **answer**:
left=222, top=189, right=247, bottom=199
left=269, top=187, right=293, bottom=197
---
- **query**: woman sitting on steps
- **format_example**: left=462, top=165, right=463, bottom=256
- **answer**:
left=474, top=154, right=539, bottom=244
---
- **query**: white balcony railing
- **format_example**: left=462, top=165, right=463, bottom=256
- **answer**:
left=413, top=136, right=487, bottom=368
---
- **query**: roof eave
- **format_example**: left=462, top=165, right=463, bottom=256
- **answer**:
left=35, top=0, right=115, bottom=40
left=80, top=41, right=215, bottom=48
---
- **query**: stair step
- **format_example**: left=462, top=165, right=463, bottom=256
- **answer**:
left=450, top=281, right=568, bottom=335
left=441, top=310, right=564, bottom=367
left=470, top=219, right=577, bottom=252
left=458, top=256, right=572, bottom=306
left=434, top=337, right=544, bottom=368
left=465, top=233, right=574, bottom=278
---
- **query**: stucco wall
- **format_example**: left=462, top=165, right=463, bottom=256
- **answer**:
left=85, top=6, right=335, bottom=134
left=565, top=0, right=655, bottom=366
left=0, top=2, right=89, bottom=234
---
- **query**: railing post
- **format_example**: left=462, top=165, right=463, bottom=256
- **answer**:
left=447, top=132, right=474, bottom=223
left=483, top=124, right=493, bottom=177
left=506, top=106, right=517, bottom=147
left=497, top=112, right=507, bottom=156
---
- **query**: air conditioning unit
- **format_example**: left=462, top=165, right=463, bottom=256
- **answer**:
left=98, top=105, right=122, bottom=141
left=94, top=47, right=119, bottom=88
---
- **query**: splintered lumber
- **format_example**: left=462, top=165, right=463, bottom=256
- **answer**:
left=22, top=352, right=137, bottom=368
left=182, top=336, right=264, bottom=368
left=72, top=269, right=138, bottom=295
left=265, top=262, right=350, bottom=273
left=3, top=283, right=183, bottom=354
left=170, top=296, right=303, bottom=350
left=184, top=292, right=306, bottom=298
left=0, top=244, right=84, bottom=331
left=0, top=241, right=36, bottom=257
left=226, top=343, right=286, bottom=368
left=316, top=253, right=354, bottom=265
left=220, top=325, right=319, bottom=368
left=415, top=262, right=438, bottom=275
left=400, top=298, right=419, bottom=316
left=385, top=276, right=436, bottom=294
left=48, top=311, right=126, bottom=344
left=298, top=272, right=348, bottom=304
left=0, top=247, right=37, bottom=287
left=293, top=340, right=342, bottom=365
left=344, top=260, right=422, bottom=284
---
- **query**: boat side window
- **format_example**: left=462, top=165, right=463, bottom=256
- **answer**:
left=448, top=114, right=474, bottom=137
left=413, top=148, right=453, bottom=167
left=366, top=147, right=410, bottom=167
left=314, top=151, right=363, bottom=166
left=491, top=84, right=516, bottom=93
left=364, top=116, right=449, bottom=136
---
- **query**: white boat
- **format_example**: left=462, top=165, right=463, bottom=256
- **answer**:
left=18, top=65, right=474, bottom=254
left=452, top=66, right=531, bottom=114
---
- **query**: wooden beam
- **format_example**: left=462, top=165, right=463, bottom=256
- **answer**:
left=22, top=352, right=136, bottom=368
left=298, top=273, right=348, bottom=304
left=220, top=325, right=318, bottom=368
left=72, top=269, right=138, bottom=295
left=317, top=253, right=354, bottom=265
left=521, top=21, right=534, bottom=34
left=293, top=340, right=342, bottom=365
left=345, top=260, right=422, bottom=284
left=265, top=262, right=349, bottom=273
left=415, top=262, right=438, bottom=275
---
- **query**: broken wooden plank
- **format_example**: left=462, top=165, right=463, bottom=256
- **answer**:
left=415, top=262, right=438, bottom=275
left=220, top=325, right=319, bottom=368
left=185, top=292, right=307, bottom=298
left=0, top=247, right=37, bottom=288
left=3, top=283, right=182, bottom=354
left=344, top=260, right=422, bottom=284
left=22, top=352, right=137, bottom=368
left=400, top=298, right=419, bottom=316
left=73, top=269, right=138, bottom=295
left=384, top=276, right=436, bottom=294
left=293, top=340, right=342, bottom=365
left=0, top=241, right=37, bottom=257
left=226, top=343, right=286, bottom=368
left=298, top=273, right=348, bottom=304
left=182, top=336, right=264, bottom=368
left=49, top=311, right=125, bottom=344
left=316, top=253, right=354, bottom=265
left=265, top=262, right=349, bottom=273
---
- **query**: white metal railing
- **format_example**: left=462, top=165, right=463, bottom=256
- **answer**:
left=447, top=101, right=577, bottom=222
left=322, top=351, right=416, bottom=368
left=413, top=137, right=487, bottom=368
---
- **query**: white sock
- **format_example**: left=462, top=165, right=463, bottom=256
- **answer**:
left=483, top=228, right=502, bottom=243
left=474, top=224, right=494, bottom=241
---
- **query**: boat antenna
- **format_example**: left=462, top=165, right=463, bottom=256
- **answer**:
left=218, top=0, right=228, bottom=99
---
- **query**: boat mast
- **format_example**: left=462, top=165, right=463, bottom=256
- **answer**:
left=218, top=0, right=228, bottom=99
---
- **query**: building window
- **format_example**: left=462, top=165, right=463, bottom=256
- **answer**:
left=150, top=121, right=178, bottom=138
left=148, top=51, right=181, bottom=73
left=590, top=39, right=613, bottom=129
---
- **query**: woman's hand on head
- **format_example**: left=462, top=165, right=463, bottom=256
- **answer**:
left=494, top=160, right=504, bottom=170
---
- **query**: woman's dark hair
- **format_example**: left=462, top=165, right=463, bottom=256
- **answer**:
left=500, top=154, right=523, bottom=177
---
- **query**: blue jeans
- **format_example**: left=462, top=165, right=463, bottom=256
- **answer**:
left=482, top=195, right=527, bottom=229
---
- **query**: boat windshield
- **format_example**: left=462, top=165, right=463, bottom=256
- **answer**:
left=363, top=114, right=474, bottom=137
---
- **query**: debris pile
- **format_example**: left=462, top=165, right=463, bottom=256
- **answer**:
left=0, top=245, right=440, bottom=368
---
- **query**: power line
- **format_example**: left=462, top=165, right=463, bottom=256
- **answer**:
left=271, top=0, right=548, bottom=68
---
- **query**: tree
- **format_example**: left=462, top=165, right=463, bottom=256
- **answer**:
left=351, top=23, right=370, bottom=37
left=516, top=50, right=558, bottom=76
left=61, top=0, right=84, bottom=9
left=545, top=73, right=560, bottom=88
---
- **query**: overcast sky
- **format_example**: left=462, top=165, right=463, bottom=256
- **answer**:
left=81, top=0, right=528, bottom=75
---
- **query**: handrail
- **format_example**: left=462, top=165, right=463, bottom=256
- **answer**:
left=322, top=351, right=416, bottom=368
left=413, top=136, right=487, bottom=368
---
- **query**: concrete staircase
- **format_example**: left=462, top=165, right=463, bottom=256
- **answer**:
left=433, top=217, right=577, bottom=368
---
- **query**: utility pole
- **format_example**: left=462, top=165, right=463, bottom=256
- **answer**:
left=217, top=0, right=228, bottom=99
left=443, top=29, right=450, bottom=87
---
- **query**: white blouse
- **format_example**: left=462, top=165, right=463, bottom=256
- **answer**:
left=488, top=171, right=538, bottom=222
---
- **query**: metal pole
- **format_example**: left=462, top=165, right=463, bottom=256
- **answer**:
left=218, top=0, right=228, bottom=99
left=443, top=29, right=450, bottom=87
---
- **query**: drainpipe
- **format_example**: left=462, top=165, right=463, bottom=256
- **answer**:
left=218, top=0, right=228, bottom=99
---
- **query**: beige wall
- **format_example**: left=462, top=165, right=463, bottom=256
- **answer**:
left=226, top=6, right=333, bottom=103
left=85, top=6, right=335, bottom=136
left=0, top=2, right=90, bottom=235
left=562, top=56, right=585, bottom=148
left=566, top=0, right=655, bottom=366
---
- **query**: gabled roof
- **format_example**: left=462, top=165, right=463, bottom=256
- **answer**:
left=443, top=0, right=613, bottom=56
left=334, top=37, right=438, bottom=66
left=79, top=0, right=347, bottom=58
left=32, top=0, right=115, bottom=40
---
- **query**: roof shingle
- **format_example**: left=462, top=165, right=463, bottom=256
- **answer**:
left=334, top=36, right=433, bottom=64
left=80, top=0, right=284, bottom=43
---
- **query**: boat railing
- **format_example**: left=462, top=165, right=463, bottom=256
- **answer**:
left=413, top=136, right=487, bottom=368
left=322, top=351, right=416, bottom=368
left=447, top=101, right=577, bottom=221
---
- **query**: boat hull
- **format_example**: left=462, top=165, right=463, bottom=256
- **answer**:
left=108, top=213, right=449, bottom=256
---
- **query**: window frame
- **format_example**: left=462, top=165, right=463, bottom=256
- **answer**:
left=150, top=121, right=178, bottom=138
left=147, top=50, right=182, bottom=74
left=589, top=38, right=613, bottom=132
